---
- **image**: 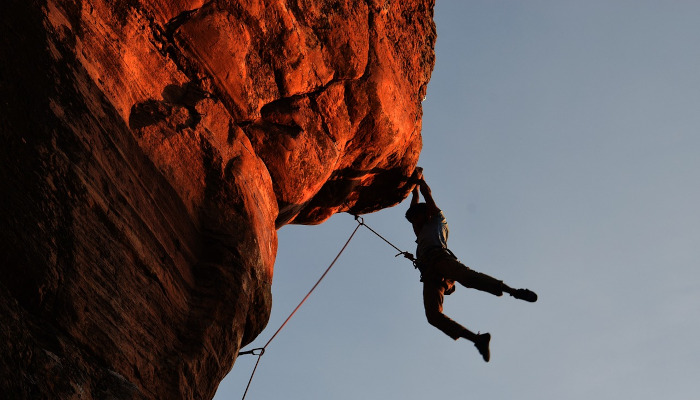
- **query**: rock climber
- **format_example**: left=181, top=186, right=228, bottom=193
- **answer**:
left=405, top=167, right=537, bottom=362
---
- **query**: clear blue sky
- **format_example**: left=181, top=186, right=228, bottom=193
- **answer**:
left=215, top=2, right=700, bottom=398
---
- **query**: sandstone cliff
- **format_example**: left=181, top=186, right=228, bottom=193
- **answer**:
left=0, top=0, right=435, bottom=398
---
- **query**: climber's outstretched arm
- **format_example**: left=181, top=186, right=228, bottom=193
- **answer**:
left=410, top=167, right=423, bottom=206
left=418, top=177, right=440, bottom=217
left=411, top=182, right=420, bottom=206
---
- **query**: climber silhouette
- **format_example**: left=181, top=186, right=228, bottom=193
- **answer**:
left=406, top=168, right=537, bottom=362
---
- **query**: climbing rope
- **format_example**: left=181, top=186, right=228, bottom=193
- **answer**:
left=238, top=219, right=362, bottom=400
left=353, top=215, right=416, bottom=264
left=237, top=214, right=415, bottom=399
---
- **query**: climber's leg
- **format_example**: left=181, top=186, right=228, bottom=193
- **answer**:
left=432, top=256, right=538, bottom=302
left=422, top=281, right=477, bottom=341
left=432, top=256, right=506, bottom=297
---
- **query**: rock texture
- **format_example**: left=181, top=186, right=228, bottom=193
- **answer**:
left=0, top=0, right=435, bottom=398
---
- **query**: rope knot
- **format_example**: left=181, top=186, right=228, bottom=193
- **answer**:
left=395, top=251, right=415, bottom=262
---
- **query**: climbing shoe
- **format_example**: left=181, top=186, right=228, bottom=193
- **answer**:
left=511, top=288, right=537, bottom=302
left=473, top=333, right=491, bottom=362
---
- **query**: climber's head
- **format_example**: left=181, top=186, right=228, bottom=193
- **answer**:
left=405, top=203, right=428, bottom=232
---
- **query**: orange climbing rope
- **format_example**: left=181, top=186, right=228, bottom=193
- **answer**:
left=237, top=215, right=415, bottom=399
left=238, top=219, right=362, bottom=400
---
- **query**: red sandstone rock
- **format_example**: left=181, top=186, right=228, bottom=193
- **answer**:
left=0, top=0, right=435, bottom=398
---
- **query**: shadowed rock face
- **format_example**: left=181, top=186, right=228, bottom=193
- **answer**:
left=0, top=0, right=435, bottom=398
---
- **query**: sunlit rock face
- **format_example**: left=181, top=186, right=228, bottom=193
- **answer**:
left=0, top=0, right=435, bottom=398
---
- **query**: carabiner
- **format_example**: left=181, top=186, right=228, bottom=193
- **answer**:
left=239, top=347, right=265, bottom=356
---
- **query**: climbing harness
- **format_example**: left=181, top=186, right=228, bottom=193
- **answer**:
left=237, top=214, right=415, bottom=400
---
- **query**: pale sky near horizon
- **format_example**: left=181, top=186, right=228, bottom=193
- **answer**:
left=215, top=2, right=700, bottom=399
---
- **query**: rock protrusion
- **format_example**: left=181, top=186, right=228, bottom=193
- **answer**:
left=1, top=0, right=435, bottom=398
